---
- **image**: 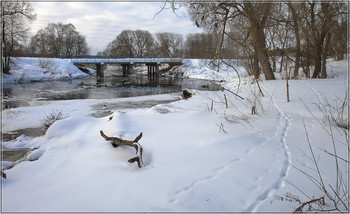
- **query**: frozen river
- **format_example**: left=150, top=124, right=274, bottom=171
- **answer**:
left=3, top=73, right=219, bottom=110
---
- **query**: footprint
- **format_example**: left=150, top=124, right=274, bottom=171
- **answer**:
left=245, top=148, right=253, bottom=154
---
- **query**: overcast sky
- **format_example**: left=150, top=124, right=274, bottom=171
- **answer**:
left=30, top=2, right=202, bottom=55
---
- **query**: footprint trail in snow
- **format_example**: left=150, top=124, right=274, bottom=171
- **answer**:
left=246, top=89, right=292, bottom=211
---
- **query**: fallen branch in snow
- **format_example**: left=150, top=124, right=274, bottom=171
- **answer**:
left=210, top=80, right=245, bottom=100
left=100, top=130, right=144, bottom=168
left=222, top=86, right=245, bottom=100
left=294, top=196, right=325, bottom=213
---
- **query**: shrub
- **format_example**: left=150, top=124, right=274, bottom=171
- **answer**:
left=36, top=58, right=58, bottom=71
left=42, top=109, right=63, bottom=134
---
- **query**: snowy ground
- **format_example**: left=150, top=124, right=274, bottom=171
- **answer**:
left=1, top=58, right=349, bottom=212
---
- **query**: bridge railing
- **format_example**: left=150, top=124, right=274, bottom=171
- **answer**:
left=65, top=58, right=183, bottom=64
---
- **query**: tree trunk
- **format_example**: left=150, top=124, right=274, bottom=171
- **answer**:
left=312, top=45, right=322, bottom=78
left=244, top=3, right=275, bottom=80
left=293, top=34, right=301, bottom=78
left=253, top=50, right=260, bottom=79
left=3, top=57, right=11, bottom=74
left=321, top=32, right=331, bottom=79
left=279, top=54, right=284, bottom=73
left=278, top=27, right=289, bottom=74
left=2, top=20, right=11, bottom=74
left=303, top=37, right=312, bottom=78
left=288, top=3, right=301, bottom=78
left=255, top=26, right=275, bottom=80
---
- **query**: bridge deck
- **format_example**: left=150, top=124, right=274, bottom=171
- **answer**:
left=65, top=58, right=183, bottom=64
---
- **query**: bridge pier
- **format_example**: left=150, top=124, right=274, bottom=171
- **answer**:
left=70, top=58, right=183, bottom=82
left=147, top=63, right=159, bottom=81
left=122, top=64, right=133, bottom=77
left=96, top=63, right=104, bottom=78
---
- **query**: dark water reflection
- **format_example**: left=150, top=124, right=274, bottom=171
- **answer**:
left=3, top=75, right=220, bottom=109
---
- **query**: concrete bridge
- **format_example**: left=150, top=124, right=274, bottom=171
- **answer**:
left=65, top=58, right=183, bottom=79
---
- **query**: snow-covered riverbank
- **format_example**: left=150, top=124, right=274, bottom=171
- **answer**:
left=1, top=58, right=348, bottom=212
left=3, top=57, right=95, bottom=83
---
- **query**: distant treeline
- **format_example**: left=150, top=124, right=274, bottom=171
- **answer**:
left=98, top=30, right=223, bottom=59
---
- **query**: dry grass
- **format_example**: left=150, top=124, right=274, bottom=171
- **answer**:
left=42, top=109, right=63, bottom=134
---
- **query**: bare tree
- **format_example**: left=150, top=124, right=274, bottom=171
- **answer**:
left=185, top=33, right=217, bottom=59
left=1, top=0, right=36, bottom=74
left=29, top=22, right=89, bottom=58
left=329, top=17, right=347, bottom=61
left=301, top=2, right=345, bottom=79
left=103, top=29, right=155, bottom=58
left=133, top=30, right=155, bottom=57
left=73, top=34, right=89, bottom=57
left=185, top=2, right=275, bottom=80
left=154, top=32, right=184, bottom=58
left=103, top=30, right=134, bottom=57
left=29, top=29, right=48, bottom=56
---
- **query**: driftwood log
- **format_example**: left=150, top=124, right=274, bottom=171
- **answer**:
left=100, top=130, right=144, bottom=168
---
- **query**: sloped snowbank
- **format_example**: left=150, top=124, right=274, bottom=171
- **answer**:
left=3, top=57, right=94, bottom=83
left=169, top=59, right=247, bottom=81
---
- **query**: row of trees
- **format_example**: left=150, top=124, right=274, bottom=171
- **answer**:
left=180, top=1, right=347, bottom=80
left=101, top=30, right=229, bottom=59
left=101, top=30, right=184, bottom=58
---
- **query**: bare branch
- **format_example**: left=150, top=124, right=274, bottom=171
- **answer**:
left=100, top=130, right=145, bottom=168
left=294, top=196, right=325, bottom=213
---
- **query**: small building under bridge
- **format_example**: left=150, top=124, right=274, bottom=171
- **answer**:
left=65, top=58, right=183, bottom=79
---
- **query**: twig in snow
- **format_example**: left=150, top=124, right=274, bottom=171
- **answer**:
left=294, top=196, right=325, bottom=213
